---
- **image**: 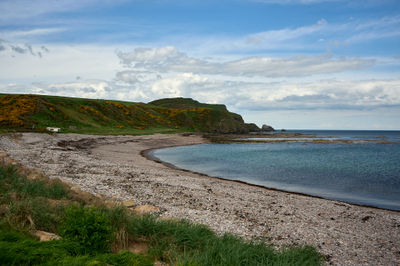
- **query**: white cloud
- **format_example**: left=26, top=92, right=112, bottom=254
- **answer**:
left=40, top=80, right=113, bottom=99
left=232, top=79, right=400, bottom=110
left=115, top=70, right=158, bottom=84
left=111, top=46, right=397, bottom=110
left=0, top=44, right=119, bottom=81
left=0, top=0, right=126, bottom=23
left=244, top=19, right=327, bottom=47
left=114, top=56, right=400, bottom=110
left=171, top=15, right=400, bottom=54
left=0, top=39, right=51, bottom=57
left=354, top=15, right=400, bottom=31
left=339, top=15, right=400, bottom=44
left=346, top=28, right=400, bottom=44
left=117, top=46, right=374, bottom=78
left=0, top=28, right=65, bottom=39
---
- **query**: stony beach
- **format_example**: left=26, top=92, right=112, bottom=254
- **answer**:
left=0, top=133, right=399, bottom=265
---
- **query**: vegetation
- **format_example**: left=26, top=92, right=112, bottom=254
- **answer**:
left=59, top=205, right=114, bottom=254
left=0, top=94, right=260, bottom=134
left=0, top=228, right=151, bottom=266
left=0, top=162, right=323, bottom=265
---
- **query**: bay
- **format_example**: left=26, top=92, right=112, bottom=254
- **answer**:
left=152, top=130, right=400, bottom=211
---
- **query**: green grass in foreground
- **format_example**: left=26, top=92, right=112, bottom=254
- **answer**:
left=0, top=163, right=323, bottom=265
left=0, top=227, right=151, bottom=266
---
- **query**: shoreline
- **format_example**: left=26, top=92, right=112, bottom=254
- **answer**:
left=142, top=146, right=400, bottom=213
left=1, top=133, right=399, bottom=265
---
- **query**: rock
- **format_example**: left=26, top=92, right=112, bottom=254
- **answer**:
left=261, top=124, right=275, bottom=132
left=0, top=151, right=16, bottom=165
left=134, top=205, right=160, bottom=215
left=69, top=185, right=100, bottom=204
left=361, top=215, right=372, bottom=222
left=245, top=123, right=261, bottom=132
left=122, top=200, right=136, bottom=208
left=70, top=185, right=81, bottom=193
left=128, top=242, right=148, bottom=254
left=32, top=230, right=61, bottom=241
left=104, top=199, right=118, bottom=208
left=27, top=171, right=43, bottom=181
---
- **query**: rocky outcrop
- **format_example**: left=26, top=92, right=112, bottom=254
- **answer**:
left=261, top=124, right=275, bottom=132
left=245, top=123, right=261, bottom=132
left=152, top=98, right=261, bottom=134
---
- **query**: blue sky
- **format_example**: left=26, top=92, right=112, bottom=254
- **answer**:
left=0, top=0, right=399, bottom=129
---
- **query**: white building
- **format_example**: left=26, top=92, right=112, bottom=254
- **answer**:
left=46, top=127, right=61, bottom=133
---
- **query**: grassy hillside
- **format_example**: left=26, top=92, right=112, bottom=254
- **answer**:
left=0, top=94, right=260, bottom=134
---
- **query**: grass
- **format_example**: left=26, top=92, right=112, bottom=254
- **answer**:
left=0, top=162, right=323, bottom=265
left=0, top=226, right=152, bottom=266
left=125, top=215, right=322, bottom=265
left=0, top=166, right=68, bottom=199
left=149, top=97, right=227, bottom=111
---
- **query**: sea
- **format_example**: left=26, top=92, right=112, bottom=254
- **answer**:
left=151, top=130, right=400, bottom=211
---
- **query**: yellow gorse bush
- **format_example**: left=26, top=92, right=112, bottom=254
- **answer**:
left=0, top=95, right=37, bottom=127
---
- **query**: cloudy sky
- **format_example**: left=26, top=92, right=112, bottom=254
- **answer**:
left=1, top=0, right=399, bottom=129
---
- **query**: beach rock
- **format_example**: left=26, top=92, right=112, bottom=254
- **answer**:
left=122, top=200, right=136, bottom=208
left=27, top=171, right=44, bottom=181
left=261, top=124, right=274, bottom=132
left=104, top=199, right=118, bottom=208
left=0, top=151, right=16, bottom=165
left=134, top=205, right=160, bottom=215
left=33, top=230, right=61, bottom=241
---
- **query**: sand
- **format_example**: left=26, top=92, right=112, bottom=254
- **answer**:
left=0, top=133, right=399, bottom=265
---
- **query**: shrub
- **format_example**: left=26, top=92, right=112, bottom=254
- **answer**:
left=6, top=197, right=63, bottom=232
left=103, top=206, right=130, bottom=251
left=59, top=205, right=114, bottom=254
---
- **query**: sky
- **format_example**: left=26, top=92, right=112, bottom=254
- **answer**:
left=0, top=0, right=399, bottom=130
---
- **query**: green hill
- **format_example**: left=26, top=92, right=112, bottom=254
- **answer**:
left=0, top=94, right=260, bottom=134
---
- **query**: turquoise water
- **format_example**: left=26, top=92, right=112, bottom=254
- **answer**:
left=152, top=130, right=400, bottom=211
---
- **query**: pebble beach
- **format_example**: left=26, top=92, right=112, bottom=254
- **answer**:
left=0, top=133, right=399, bottom=265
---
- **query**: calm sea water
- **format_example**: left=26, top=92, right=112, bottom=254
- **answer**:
left=152, top=130, right=400, bottom=211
